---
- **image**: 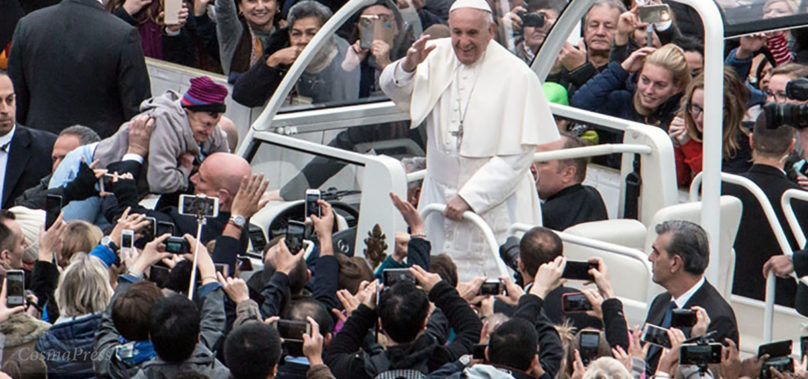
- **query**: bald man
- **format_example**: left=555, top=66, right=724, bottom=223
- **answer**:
left=101, top=153, right=266, bottom=270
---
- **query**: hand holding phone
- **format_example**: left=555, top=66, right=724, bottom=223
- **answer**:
left=478, top=279, right=505, bottom=296
left=305, top=189, right=321, bottom=218
left=5, top=270, right=25, bottom=308
left=285, top=220, right=306, bottom=254
left=561, top=292, right=592, bottom=313
left=642, top=323, right=672, bottom=348
left=562, top=261, right=598, bottom=281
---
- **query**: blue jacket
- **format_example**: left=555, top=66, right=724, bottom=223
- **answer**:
left=36, top=313, right=103, bottom=379
left=571, top=61, right=682, bottom=131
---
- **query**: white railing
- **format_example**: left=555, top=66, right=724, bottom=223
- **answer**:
left=419, top=204, right=509, bottom=278
left=690, top=172, right=797, bottom=342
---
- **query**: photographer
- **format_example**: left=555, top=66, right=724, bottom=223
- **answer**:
left=324, top=265, right=481, bottom=378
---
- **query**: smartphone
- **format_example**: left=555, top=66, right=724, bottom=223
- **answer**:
left=382, top=268, right=417, bottom=287
left=638, top=4, right=671, bottom=24
left=359, top=15, right=375, bottom=49
left=215, top=263, right=230, bottom=277
left=274, top=319, right=311, bottom=343
left=680, top=343, right=722, bottom=365
left=164, top=0, right=182, bottom=25
left=478, top=279, right=505, bottom=296
left=98, top=173, right=115, bottom=193
left=164, top=236, right=191, bottom=254
left=304, top=189, right=321, bottom=218
left=157, top=221, right=176, bottom=237
left=759, top=340, right=793, bottom=359
left=642, top=323, right=672, bottom=348
left=472, top=344, right=486, bottom=360
left=285, top=220, right=306, bottom=254
left=178, top=195, right=219, bottom=218
left=121, top=229, right=135, bottom=250
left=670, top=308, right=697, bottom=328
left=762, top=357, right=795, bottom=379
left=579, top=330, right=600, bottom=365
left=5, top=270, right=24, bottom=307
left=561, top=292, right=592, bottom=313
left=45, top=194, right=63, bottom=230
left=139, top=217, right=157, bottom=242
left=562, top=261, right=598, bottom=281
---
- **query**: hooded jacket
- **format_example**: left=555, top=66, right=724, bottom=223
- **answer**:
left=92, top=91, right=230, bottom=194
left=35, top=313, right=103, bottom=378
left=1, top=313, right=50, bottom=370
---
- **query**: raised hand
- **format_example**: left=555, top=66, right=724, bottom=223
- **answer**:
left=401, top=35, right=435, bottom=73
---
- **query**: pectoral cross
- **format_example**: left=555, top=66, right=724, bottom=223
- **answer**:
left=450, top=122, right=464, bottom=151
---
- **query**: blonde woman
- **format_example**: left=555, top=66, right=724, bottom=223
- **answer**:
left=35, top=254, right=113, bottom=378
left=58, top=220, right=103, bottom=268
left=572, top=44, right=691, bottom=130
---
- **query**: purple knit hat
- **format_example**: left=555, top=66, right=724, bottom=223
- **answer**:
left=181, top=76, right=228, bottom=113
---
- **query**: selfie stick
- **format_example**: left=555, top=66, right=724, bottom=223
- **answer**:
left=187, top=210, right=207, bottom=300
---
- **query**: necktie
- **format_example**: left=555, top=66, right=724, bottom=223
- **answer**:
left=661, top=301, right=677, bottom=328
left=0, top=140, right=10, bottom=153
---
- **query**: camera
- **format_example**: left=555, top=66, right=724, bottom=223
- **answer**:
left=165, top=236, right=191, bottom=254
left=517, top=11, right=545, bottom=28
left=679, top=343, right=722, bottom=366
left=499, top=236, right=520, bottom=272
left=479, top=279, right=505, bottom=296
left=762, top=78, right=808, bottom=129
left=758, top=340, right=795, bottom=379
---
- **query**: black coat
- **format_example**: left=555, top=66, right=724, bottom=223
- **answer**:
left=542, top=184, right=608, bottom=231
left=7, top=0, right=151, bottom=138
left=2, top=125, right=55, bottom=208
left=722, top=164, right=806, bottom=306
left=644, top=280, right=739, bottom=375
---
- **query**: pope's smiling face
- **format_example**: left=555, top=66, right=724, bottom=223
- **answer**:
left=449, top=8, right=495, bottom=65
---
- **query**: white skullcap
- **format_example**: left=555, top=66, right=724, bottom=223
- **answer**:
left=8, top=206, right=45, bottom=263
left=449, top=0, right=492, bottom=13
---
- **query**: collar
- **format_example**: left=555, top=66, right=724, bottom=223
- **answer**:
left=546, top=183, right=585, bottom=201
left=672, top=276, right=705, bottom=309
left=0, top=125, right=16, bottom=151
left=750, top=163, right=787, bottom=176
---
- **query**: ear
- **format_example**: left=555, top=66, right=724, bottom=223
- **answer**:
left=324, top=332, right=332, bottom=348
left=749, top=133, right=755, bottom=151
left=561, top=164, right=576, bottom=183
left=670, top=254, right=683, bottom=274
left=0, top=249, right=9, bottom=265
left=218, top=188, right=232, bottom=208
left=269, top=363, right=278, bottom=378
left=529, top=354, right=540, bottom=372
left=306, top=269, right=312, bottom=283
left=788, top=137, right=796, bottom=154
left=484, top=345, right=490, bottom=361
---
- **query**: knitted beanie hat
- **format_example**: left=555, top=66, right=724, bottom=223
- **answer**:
left=181, top=76, right=228, bottom=113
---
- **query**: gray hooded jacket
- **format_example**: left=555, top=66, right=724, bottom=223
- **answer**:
left=93, top=91, right=229, bottom=194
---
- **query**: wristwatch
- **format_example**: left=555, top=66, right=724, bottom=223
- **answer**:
left=229, top=215, right=246, bottom=229
left=101, top=236, right=119, bottom=253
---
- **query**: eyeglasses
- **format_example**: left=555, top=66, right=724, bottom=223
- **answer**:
left=765, top=89, right=789, bottom=102
left=687, top=102, right=704, bottom=117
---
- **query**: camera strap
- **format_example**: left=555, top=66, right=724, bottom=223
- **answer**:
left=624, top=154, right=642, bottom=219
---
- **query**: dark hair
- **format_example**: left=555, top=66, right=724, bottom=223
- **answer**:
left=0, top=218, right=14, bottom=253
left=519, top=227, right=563, bottom=277
left=165, top=259, right=193, bottom=294
left=336, top=253, right=374, bottom=293
left=429, top=254, right=458, bottom=287
left=487, top=318, right=538, bottom=371
left=225, top=321, right=282, bottom=379
left=673, top=35, right=704, bottom=56
left=112, top=281, right=164, bottom=341
left=282, top=298, right=335, bottom=356
left=59, top=125, right=101, bottom=145
left=148, top=294, right=200, bottom=363
left=753, top=113, right=795, bottom=158
left=560, top=133, right=589, bottom=183
left=378, top=282, right=430, bottom=343
left=525, top=0, right=566, bottom=12
left=654, top=220, right=709, bottom=275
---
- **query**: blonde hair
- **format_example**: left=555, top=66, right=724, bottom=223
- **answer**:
left=582, top=357, right=632, bottom=379
left=59, top=220, right=103, bottom=268
left=682, top=68, right=750, bottom=159
left=634, top=44, right=691, bottom=116
left=55, top=253, right=113, bottom=317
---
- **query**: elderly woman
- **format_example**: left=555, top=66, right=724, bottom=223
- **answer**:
left=35, top=254, right=113, bottom=378
left=232, top=0, right=359, bottom=107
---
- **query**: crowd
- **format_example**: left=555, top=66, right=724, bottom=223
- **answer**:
left=2, top=0, right=808, bottom=378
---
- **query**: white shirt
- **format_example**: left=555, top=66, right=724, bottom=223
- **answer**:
left=0, top=125, right=16, bottom=209
left=672, top=276, right=706, bottom=309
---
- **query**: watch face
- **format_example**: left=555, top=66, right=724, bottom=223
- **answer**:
left=231, top=216, right=246, bottom=227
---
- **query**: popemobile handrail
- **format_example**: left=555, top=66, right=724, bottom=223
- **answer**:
left=690, top=172, right=807, bottom=342
left=419, top=204, right=509, bottom=278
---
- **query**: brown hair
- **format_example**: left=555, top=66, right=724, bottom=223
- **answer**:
left=428, top=254, right=458, bottom=287
left=112, top=281, right=164, bottom=341
left=59, top=220, right=102, bottom=268
left=335, top=254, right=373, bottom=294
left=681, top=68, right=750, bottom=159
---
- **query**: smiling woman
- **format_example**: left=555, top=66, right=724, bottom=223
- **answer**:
left=571, top=43, right=689, bottom=131
left=216, top=0, right=281, bottom=74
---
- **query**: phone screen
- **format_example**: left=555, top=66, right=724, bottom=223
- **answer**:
left=6, top=270, right=24, bottom=307
left=140, top=217, right=156, bottom=242
left=276, top=320, right=310, bottom=342
left=180, top=195, right=219, bottom=218
left=285, top=220, right=305, bottom=253
left=305, top=191, right=321, bottom=218
left=383, top=268, right=416, bottom=287
left=642, top=324, right=671, bottom=348
left=215, top=263, right=230, bottom=277
left=562, top=261, right=597, bottom=281
left=479, top=280, right=504, bottom=295
left=45, top=194, right=62, bottom=230
left=562, top=292, right=592, bottom=313
left=121, top=231, right=134, bottom=249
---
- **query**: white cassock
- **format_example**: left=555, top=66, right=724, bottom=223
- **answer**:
left=380, top=37, right=559, bottom=280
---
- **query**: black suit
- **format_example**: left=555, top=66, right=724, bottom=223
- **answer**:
left=644, top=280, right=739, bottom=375
left=2, top=125, right=56, bottom=209
left=722, top=164, right=806, bottom=306
left=7, top=0, right=151, bottom=138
